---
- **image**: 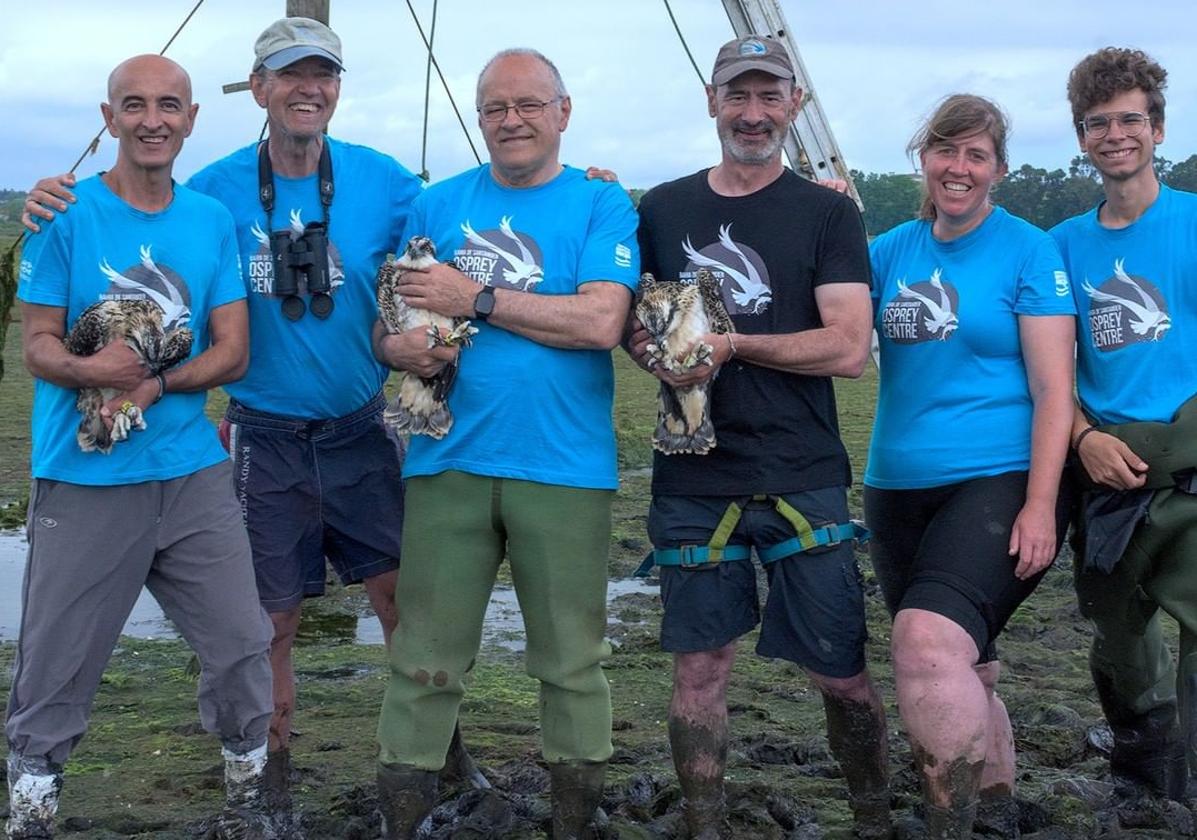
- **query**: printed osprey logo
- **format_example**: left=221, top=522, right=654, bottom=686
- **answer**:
left=880, top=268, right=960, bottom=343
left=680, top=223, right=771, bottom=315
left=246, top=210, right=345, bottom=297
left=454, top=216, right=545, bottom=291
left=1083, top=258, right=1171, bottom=350
left=740, top=39, right=768, bottom=56
left=98, top=245, right=192, bottom=330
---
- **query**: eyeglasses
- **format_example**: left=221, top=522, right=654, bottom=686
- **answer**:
left=1079, top=111, right=1151, bottom=140
left=477, top=98, right=562, bottom=123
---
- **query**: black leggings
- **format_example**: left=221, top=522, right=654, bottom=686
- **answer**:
left=864, top=471, right=1072, bottom=660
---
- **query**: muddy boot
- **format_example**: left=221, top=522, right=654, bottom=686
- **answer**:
left=822, top=692, right=892, bottom=840
left=214, top=745, right=277, bottom=840
left=923, top=800, right=977, bottom=840
left=549, top=760, right=607, bottom=839
left=1109, top=705, right=1187, bottom=800
left=681, top=792, right=731, bottom=840
left=377, top=762, right=438, bottom=840
left=439, top=722, right=490, bottom=790
left=6, top=754, right=62, bottom=839
left=850, top=791, right=894, bottom=840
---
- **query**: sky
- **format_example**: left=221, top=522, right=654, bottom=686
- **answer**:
left=2, top=0, right=1196, bottom=192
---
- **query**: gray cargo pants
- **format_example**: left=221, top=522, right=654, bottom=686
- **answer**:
left=5, top=461, right=273, bottom=766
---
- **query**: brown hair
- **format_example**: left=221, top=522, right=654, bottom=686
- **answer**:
left=908, top=94, right=1009, bottom=221
left=1067, top=47, right=1167, bottom=135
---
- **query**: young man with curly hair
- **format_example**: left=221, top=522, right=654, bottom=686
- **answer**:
left=1051, top=47, right=1197, bottom=800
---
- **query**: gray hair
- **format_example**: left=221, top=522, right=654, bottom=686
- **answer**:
left=475, top=48, right=568, bottom=106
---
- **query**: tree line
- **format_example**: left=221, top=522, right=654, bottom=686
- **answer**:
left=854, top=153, right=1197, bottom=237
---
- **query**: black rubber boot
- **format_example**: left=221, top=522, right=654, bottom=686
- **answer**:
left=262, top=749, right=302, bottom=837
left=439, top=722, right=491, bottom=790
left=923, top=800, right=978, bottom=840
left=548, top=760, right=607, bottom=839
left=377, top=762, right=438, bottom=840
left=1109, top=705, right=1188, bottom=800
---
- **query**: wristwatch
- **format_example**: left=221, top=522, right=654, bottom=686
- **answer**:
left=473, top=285, right=497, bottom=321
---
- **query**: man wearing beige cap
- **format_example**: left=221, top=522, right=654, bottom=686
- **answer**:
left=24, top=15, right=483, bottom=832
left=627, top=36, right=891, bottom=838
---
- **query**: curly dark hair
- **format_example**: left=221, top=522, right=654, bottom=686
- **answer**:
left=907, top=94, right=1009, bottom=221
left=1067, top=47, right=1167, bottom=135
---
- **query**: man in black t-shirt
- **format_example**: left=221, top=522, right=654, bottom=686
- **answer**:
left=627, top=36, right=889, bottom=839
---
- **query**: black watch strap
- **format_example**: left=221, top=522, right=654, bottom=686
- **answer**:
left=474, top=285, right=497, bottom=321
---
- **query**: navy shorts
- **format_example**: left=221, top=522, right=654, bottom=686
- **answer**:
left=647, top=487, right=868, bottom=679
left=864, top=470, right=1073, bottom=662
left=227, top=393, right=405, bottom=612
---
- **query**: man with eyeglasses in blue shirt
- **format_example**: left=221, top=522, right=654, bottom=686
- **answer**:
left=370, top=48, right=639, bottom=839
left=1051, top=47, right=1197, bottom=801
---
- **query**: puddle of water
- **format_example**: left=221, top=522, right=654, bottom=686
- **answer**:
left=0, top=530, right=176, bottom=641
left=0, top=531, right=659, bottom=649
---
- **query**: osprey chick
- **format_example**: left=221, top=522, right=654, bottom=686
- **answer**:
left=635, top=268, right=733, bottom=455
left=376, top=236, right=478, bottom=439
left=64, top=299, right=193, bottom=453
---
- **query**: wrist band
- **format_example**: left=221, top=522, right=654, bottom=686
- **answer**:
left=1073, top=425, right=1098, bottom=451
left=153, top=373, right=167, bottom=404
left=725, top=332, right=737, bottom=358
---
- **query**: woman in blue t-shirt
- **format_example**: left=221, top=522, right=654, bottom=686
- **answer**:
left=865, top=94, right=1076, bottom=836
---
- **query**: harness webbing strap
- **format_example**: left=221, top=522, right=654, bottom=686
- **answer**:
left=637, top=494, right=871, bottom=576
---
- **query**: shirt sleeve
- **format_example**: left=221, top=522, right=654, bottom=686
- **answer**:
left=577, top=182, right=640, bottom=292
left=816, top=195, right=872, bottom=288
left=16, top=220, right=72, bottom=308
left=635, top=190, right=658, bottom=280
left=1014, top=232, right=1076, bottom=316
left=209, top=209, right=248, bottom=308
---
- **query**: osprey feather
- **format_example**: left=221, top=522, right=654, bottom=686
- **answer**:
left=635, top=268, right=733, bottom=455
left=375, top=236, right=479, bottom=439
left=64, top=297, right=193, bottom=454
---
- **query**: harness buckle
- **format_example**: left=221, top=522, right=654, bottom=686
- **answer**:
left=677, top=544, right=707, bottom=568
left=818, top=525, right=843, bottom=548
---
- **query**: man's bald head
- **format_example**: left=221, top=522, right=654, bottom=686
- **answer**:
left=107, top=55, right=192, bottom=105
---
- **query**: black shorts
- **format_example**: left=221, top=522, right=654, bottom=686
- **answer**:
left=227, top=393, right=405, bottom=612
left=647, top=487, right=868, bottom=679
left=864, top=470, right=1071, bottom=661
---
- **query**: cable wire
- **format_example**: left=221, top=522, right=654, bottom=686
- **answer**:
left=403, top=0, right=482, bottom=165
left=418, top=0, right=439, bottom=181
left=662, top=0, right=707, bottom=85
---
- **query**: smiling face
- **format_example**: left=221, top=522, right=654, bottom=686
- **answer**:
left=476, top=53, right=570, bottom=188
left=708, top=71, right=801, bottom=166
left=1079, top=88, right=1164, bottom=186
left=920, top=129, right=1006, bottom=236
left=250, top=55, right=341, bottom=144
left=102, top=55, right=197, bottom=174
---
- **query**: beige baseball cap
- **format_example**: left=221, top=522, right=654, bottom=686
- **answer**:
left=253, top=17, right=344, bottom=72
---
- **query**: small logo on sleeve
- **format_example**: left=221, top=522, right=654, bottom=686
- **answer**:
left=1054, top=271, right=1070, bottom=297
left=614, top=243, right=632, bottom=269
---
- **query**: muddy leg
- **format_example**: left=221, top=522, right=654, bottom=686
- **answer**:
left=808, top=668, right=891, bottom=840
left=892, top=609, right=986, bottom=837
left=670, top=646, right=735, bottom=840
left=267, top=607, right=302, bottom=753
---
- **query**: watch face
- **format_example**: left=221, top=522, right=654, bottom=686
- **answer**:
left=475, top=286, right=496, bottom=317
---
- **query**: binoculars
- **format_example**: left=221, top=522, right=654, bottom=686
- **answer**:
left=270, top=222, right=334, bottom=320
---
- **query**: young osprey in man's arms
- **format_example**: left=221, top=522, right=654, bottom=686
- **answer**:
left=64, top=298, right=192, bottom=453
left=635, top=268, right=733, bottom=455
left=375, top=236, right=478, bottom=439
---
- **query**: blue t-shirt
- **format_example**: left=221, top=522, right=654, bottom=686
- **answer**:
left=186, top=137, right=422, bottom=419
left=1050, top=185, right=1197, bottom=424
left=17, top=176, right=244, bottom=485
left=400, top=164, right=640, bottom=490
left=866, top=206, right=1075, bottom=489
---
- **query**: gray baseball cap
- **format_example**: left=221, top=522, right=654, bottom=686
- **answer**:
left=711, top=36, right=794, bottom=86
left=254, top=17, right=344, bottom=72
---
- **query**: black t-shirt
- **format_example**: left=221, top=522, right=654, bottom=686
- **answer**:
left=637, top=168, right=870, bottom=496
